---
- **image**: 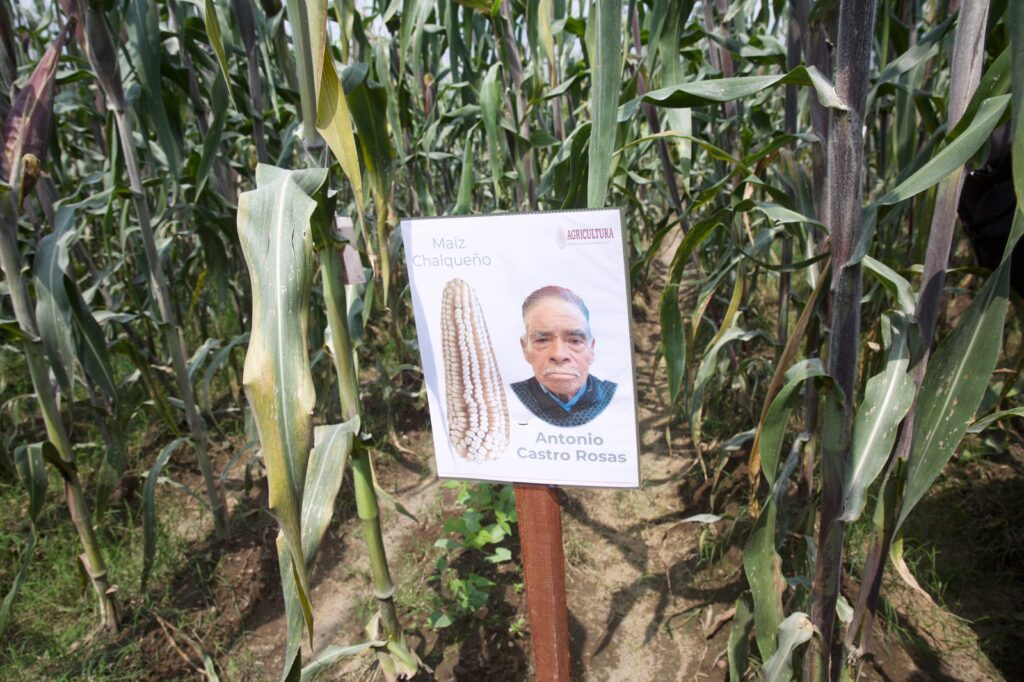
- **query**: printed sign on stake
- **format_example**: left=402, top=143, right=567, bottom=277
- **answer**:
left=401, top=209, right=640, bottom=488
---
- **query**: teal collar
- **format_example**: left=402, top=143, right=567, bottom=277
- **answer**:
left=540, top=380, right=588, bottom=411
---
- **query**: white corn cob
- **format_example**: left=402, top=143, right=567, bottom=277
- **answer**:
left=440, top=278, right=509, bottom=462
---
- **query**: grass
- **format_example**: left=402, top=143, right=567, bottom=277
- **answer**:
left=0, top=452, right=197, bottom=680
left=816, top=419, right=1024, bottom=678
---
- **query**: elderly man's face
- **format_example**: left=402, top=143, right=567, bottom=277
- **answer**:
left=521, top=297, right=595, bottom=401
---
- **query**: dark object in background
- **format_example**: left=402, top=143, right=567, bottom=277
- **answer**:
left=958, top=123, right=1022, bottom=296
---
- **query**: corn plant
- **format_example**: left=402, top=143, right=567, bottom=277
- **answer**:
left=1, top=0, right=1022, bottom=679
left=58, top=0, right=228, bottom=536
left=0, top=17, right=118, bottom=635
left=233, top=3, right=416, bottom=677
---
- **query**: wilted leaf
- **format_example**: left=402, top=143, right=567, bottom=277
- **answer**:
left=238, top=164, right=328, bottom=646
left=1, top=20, right=74, bottom=195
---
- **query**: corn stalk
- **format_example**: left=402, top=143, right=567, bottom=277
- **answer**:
left=0, top=21, right=118, bottom=634
left=58, top=0, right=228, bottom=536
left=844, top=0, right=1003, bottom=673
left=805, top=1, right=877, bottom=677
left=257, top=3, right=415, bottom=677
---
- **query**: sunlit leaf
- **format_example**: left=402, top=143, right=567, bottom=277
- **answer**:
left=842, top=313, right=914, bottom=522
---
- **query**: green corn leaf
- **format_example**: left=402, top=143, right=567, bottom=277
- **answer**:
left=343, top=63, right=394, bottom=205
left=195, top=73, right=229, bottom=200
left=586, top=0, right=622, bottom=208
left=94, top=426, right=128, bottom=521
left=872, top=16, right=952, bottom=90
left=202, top=0, right=233, bottom=99
left=399, top=0, right=433, bottom=87
left=301, top=420, right=358, bottom=562
left=36, top=198, right=119, bottom=408
left=280, top=419, right=359, bottom=677
left=111, top=337, right=180, bottom=436
left=141, top=438, right=186, bottom=591
left=755, top=202, right=824, bottom=226
left=842, top=313, right=914, bottom=522
left=276, top=535, right=304, bottom=681
left=863, top=256, right=916, bottom=316
left=851, top=95, right=1011, bottom=267
left=480, top=62, right=504, bottom=201
left=66, top=273, right=117, bottom=402
left=655, top=0, right=696, bottom=186
left=451, top=0, right=495, bottom=11
left=33, top=223, right=76, bottom=393
left=897, top=213, right=1023, bottom=530
left=201, top=332, right=249, bottom=413
left=727, top=592, right=754, bottom=682
left=536, top=0, right=555, bottom=66
left=743, top=497, right=783, bottom=661
left=966, top=407, right=1024, bottom=434
left=0, top=442, right=51, bottom=636
left=1013, top=0, right=1024, bottom=207
left=874, top=94, right=1010, bottom=207
left=745, top=361, right=836, bottom=663
left=20, top=443, right=49, bottom=520
left=300, top=641, right=384, bottom=680
left=641, top=65, right=846, bottom=111
left=126, top=0, right=181, bottom=176
left=659, top=279, right=686, bottom=403
left=763, top=612, right=815, bottom=682
left=614, top=131, right=742, bottom=168
left=0, top=319, right=27, bottom=343
left=659, top=208, right=729, bottom=402
left=956, top=47, right=1010, bottom=140
left=238, top=164, right=329, bottom=646
left=758, top=359, right=830, bottom=488
left=690, top=328, right=766, bottom=449
left=454, top=125, right=476, bottom=214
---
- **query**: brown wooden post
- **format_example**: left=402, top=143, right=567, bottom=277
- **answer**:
left=514, top=483, right=571, bottom=681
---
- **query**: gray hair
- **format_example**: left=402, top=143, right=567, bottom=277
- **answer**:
left=521, top=286, right=591, bottom=335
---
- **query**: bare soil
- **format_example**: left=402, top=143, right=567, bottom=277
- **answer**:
left=116, top=249, right=1023, bottom=680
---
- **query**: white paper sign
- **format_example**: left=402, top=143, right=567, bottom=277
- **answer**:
left=401, top=209, right=639, bottom=488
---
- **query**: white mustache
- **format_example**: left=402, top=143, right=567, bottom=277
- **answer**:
left=542, top=367, right=580, bottom=377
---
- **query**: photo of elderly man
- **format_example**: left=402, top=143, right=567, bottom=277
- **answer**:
left=511, top=286, right=617, bottom=427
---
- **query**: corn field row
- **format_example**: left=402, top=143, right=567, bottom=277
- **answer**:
left=0, top=0, right=1021, bottom=679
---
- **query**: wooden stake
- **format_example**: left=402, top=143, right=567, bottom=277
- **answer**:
left=514, top=483, right=571, bottom=681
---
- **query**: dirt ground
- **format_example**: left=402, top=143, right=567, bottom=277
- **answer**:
left=112, top=284, right=1021, bottom=681
left=115, top=237, right=1024, bottom=681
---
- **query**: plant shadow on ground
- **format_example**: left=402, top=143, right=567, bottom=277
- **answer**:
left=559, top=479, right=749, bottom=653
left=61, top=473, right=283, bottom=679
left=6, top=423, right=370, bottom=681
left=7, top=286, right=1017, bottom=680
left=897, top=447, right=1024, bottom=680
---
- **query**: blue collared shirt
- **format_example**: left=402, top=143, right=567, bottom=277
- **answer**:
left=540, top=381, right=589, bottom=412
